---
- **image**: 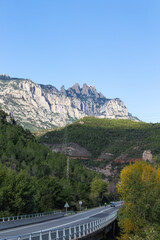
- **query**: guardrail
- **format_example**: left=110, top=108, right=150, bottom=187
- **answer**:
left=0, top=211, right=118, bottom=240
left=0, top=210, right=61, bottom=222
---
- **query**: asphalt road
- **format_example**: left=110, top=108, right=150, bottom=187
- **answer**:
left=0, top=203, right=120, bottom=239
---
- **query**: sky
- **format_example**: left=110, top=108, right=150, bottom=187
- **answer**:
left=0, top=0, right=160, bottom=123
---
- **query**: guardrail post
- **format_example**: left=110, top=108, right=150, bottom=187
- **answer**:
left=94, top=220, right=96, bottom=231
left=83, top=224, right=85, bottom=236
left=97, top=219, right=100, bottom=228
left=79, top=225, right=81, bottom=238
left=90, top=222, right=92, bottom=233
left=86, top=223, right=89, bottom=234
left=8, top=217, right=10, bottom=221
left=56, top=229, right=59, bottom=239
left=99, top=219, right=102, bottom=228
left=69, top=227, right=72, bottom=240
left=93, top=221, right=95, bottom=232
left=98, top=219, right=100, bottom=228
left=48, top=231, right=51, bottom=240
left=29, top=234, right=32, bottom=240
left=96, top=220, right=98, bottom=230
left=74, top=226, right=77, bottom=239
left=96, top=220, right=99, bottom=229
left=40, top=232, right=42, bottom=240
left=2, top=217, right=4, bottom=222
left=91, top=221, right=93, bottom=232
left=63, top=228, right=65, bottom=240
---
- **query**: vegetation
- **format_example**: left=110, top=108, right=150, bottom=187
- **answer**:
left=117, top=161, right=160, bottom=239
left=39, top=117, right=160, bottom=178
left=39, top=117, right=160, bottom=158
left=38, top=117, right=160, bottom=238
left=90, top=178, right=108, bottom=206
left=0, top=110, right=107, bottom=217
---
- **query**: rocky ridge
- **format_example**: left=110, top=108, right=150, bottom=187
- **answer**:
left=0, top=74, right=138, bottom=130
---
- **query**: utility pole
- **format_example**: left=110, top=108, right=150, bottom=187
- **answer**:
left=62, top=126, right=70, bottom=180
left=67, top=157, right=70, bottom=179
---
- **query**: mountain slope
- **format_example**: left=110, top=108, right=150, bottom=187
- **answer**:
left=0, top=74, right=138, bottom=131
left=39, top=117, right=160, bottom=180
left=0, top=109, right=103, bottom=216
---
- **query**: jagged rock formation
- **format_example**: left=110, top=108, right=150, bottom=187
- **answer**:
left=0, top=74, right=138, bottom=130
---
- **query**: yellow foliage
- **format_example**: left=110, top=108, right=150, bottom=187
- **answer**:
left=117, top=160, right=160, bottom=200
left=157, top=168, right=160, bottom=183
left=124, top=218, right=135, bottom=233
left=117, top=160, right=160, bottom=239
left=141, top=164, right=156, bottom=182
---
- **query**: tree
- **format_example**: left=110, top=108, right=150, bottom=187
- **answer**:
left=90, top=178, right=108, bottom=206
left=35, top=176, right=64, bottom=212
left=117, top=161, right=160, bottom=239
left=13, top=170, right=35, bottom=215
left=0, top=165, right=15, bottom=216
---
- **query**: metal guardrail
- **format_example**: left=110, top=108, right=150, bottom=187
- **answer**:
left=0, top=210, right=61, bottom=222
left=0, top=211, right=118, bottom=240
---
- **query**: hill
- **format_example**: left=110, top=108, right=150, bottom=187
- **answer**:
left=0, top=74, right=138, bottom=131
left=39, top=117, right=160, bottom=180
left=0, top=109, right=103, bottom=216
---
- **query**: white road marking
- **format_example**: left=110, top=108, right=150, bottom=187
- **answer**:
left=0, top=204, right=121, bottom=237
left=0, top=206, right=110, bottom=235
left=0, top=207, right=106, bottom=234
left=32, top=207, right=117, bottom=233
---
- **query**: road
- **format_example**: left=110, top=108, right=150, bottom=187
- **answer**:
left=0, top=203, right=120, bottom=239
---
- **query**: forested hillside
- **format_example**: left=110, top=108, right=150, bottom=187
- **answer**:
left=39, top=117, right=160, bottom=177
left=0, top=110, right=106, bottom=217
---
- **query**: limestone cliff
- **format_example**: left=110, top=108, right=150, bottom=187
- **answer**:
left=0, top=74, right=138, bottom=130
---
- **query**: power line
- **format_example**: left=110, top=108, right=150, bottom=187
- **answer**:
left=62, top=126, right=70, bottom=179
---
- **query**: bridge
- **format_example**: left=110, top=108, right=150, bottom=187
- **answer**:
left=0, top=202, right=121, bottom=240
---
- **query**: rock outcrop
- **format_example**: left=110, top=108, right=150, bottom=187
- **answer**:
left=142, top=150, right=153, bottom=162
left=46, top=142, right=92, bottom=158
left=0, top=75, right=138, bottom=130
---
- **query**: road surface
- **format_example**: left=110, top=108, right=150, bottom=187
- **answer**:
left=0, top=203, right=120, bottom=239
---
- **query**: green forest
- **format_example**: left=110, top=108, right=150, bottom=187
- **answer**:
left=39, top=117, right=160, bottom=172
left=39, top=117, right=160, bottom=158
left=0, top=110, right=109, bottom=217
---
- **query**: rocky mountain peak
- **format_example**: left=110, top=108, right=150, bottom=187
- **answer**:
left=0, top=74, right=11, bottom=80
left=62, top=83, right=105, bottom=100
left=60, top=85, right=67, bottom=96
left=81, top=83, right=90, bottom=95
left=0, top=75, right=138, bottom=130
left=72, top=83, right=80, bottom=94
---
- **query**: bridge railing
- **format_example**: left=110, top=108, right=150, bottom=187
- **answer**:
left=0, top=210, right=61, bottom=222
left=0, top=211, right=118, bottom=240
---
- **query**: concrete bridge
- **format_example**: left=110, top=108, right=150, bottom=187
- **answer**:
left=0, top=202, right=121, bottom=240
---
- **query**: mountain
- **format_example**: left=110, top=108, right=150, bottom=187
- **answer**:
left=0, top=109, right=102, bottom=216
left=39, top=117, right=160, bottom=181
left=0, top=74, right=138, bottom=131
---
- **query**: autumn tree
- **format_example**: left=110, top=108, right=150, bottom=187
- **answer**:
left=117, top=160, right=160, bottom=240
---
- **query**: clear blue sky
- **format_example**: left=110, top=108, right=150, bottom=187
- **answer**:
left=0, top=0, right=160, bottom=123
